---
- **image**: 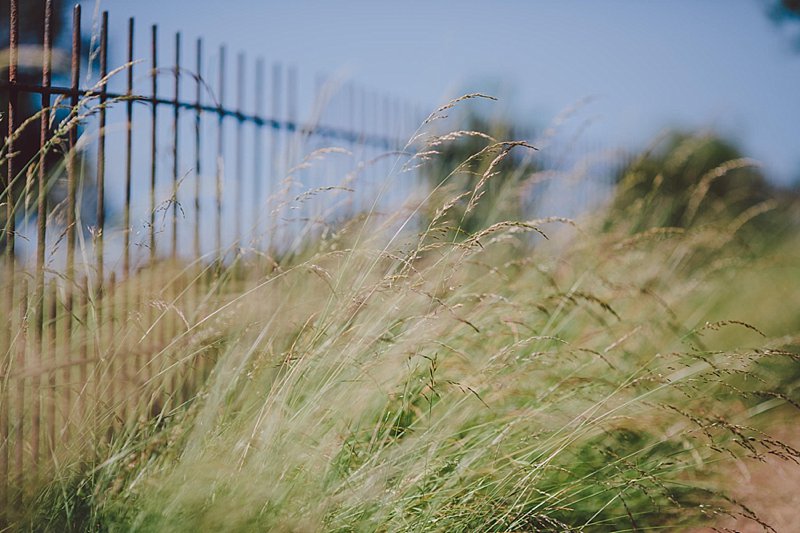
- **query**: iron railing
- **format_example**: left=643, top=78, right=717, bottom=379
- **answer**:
left=0, top=0, right=421, bottom=516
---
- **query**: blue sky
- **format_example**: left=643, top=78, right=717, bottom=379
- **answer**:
left=83, top=0, right=800, bottom=185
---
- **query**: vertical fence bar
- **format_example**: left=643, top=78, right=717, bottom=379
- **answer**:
left=394, top=97, right=402, bottom=148
left=372, top=91, right=380, bottom=206
left=169, top=31, right=182, bottom=398
left=0, top=298, right=6, bottom=516
left=66, top=3, right=80, bottom=314
left=30, top=286, right=40, bottom=485
left=286, top=66, right=297, bottom=161
left=172, top=32, right=181, bottom=261
left=389, top=96, right=397, bottom=199
left=133, top=274, right=147, bottom=414
left=93, top=274, right=102, bottom=438
left=418, top=104, right=426, bottom=184
left=121, top=20, right=134, bottom=414
left=384, top=94, right=391, bottom=148
left=253, top=59, right=264, bottom=250
left=59, top=289, right=70, bottom=444
left=194, top=39, right=203, bottom=260
left=235, top=52, right=245, bottom=251
left=394, top=97, right=405, bottom=202
left=191, top=34, right=203, bottom=400
left=35, top=0, right=54, bottom=346
left=286, top=66, right=298, bottom=237
left=3, top=7, right=20, bottom=508
left=382, top=93, right=390, bottom=205
left=150, top=25, right=158, bottom=262
left=46, top=282, right=56, bottom=456
left=31, top=8, right=47, bottom=456
left=366, top=89, right=375, bottom=210
left=129, top=272, right=139, bottom=419
left=311, top=73, right=324, bottom=225
left=0, top=306, right=8, bottom=514
left=1, top=23, right=19, bottom=509
left=192, top=38, right=204, bottom=379
left=124, top=18, right=134, bottom=278
left=269, top=63, right=282, bottom=250
left=61, top=7, right=81, bottom=446
left=403, top=100, right=411, bottom=148
left=215, top=46, right=226, bottom=259
left=5, top=0, right=18, bottom=261
left=78, top=278, right=88, bottom=428
left=347, top=82, right=355, bottom=215
left=92, top=14, right=109, bottom=438
left=107, top=271, right=116, bottom=427
left=359, top=86, right=368, bottom=213
left=191, top=37, right=204, bottom=377
left=0, top=0, right=14, bottom=502
left=311, top=73, right=323, bottom=225
left=0, top=280, right=21, bottom=512
left=148, top=25, right=159, bottom=367
left=96, top=11, right=108, bottom=295
left=13, top=279, right=27, bottom=508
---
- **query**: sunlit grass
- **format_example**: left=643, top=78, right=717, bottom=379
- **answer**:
left=3, top=100, right=799, bottom=531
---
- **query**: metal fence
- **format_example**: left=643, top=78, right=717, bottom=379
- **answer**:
left=0, top=1, right=633, bottom=518
left=0, top=0, right=424, bottom=515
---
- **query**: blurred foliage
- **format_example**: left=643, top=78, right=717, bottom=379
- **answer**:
left=766, top=0, right=800, bottom=49
left=608, top=131, right=797, bottom=240
left=769, top=0, right=800, bottom=21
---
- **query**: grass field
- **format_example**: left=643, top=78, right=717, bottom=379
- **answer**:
left=2, top=111, right=800, bottom=531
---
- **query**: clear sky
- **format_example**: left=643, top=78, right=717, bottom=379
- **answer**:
left=82, top=0, right=800, bottom=186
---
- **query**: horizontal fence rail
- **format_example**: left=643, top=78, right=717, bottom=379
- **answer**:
left=0, top=81, right=406, bottom=147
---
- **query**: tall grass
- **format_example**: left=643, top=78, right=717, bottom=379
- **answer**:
left=3, top=97, right=800, bottom=531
